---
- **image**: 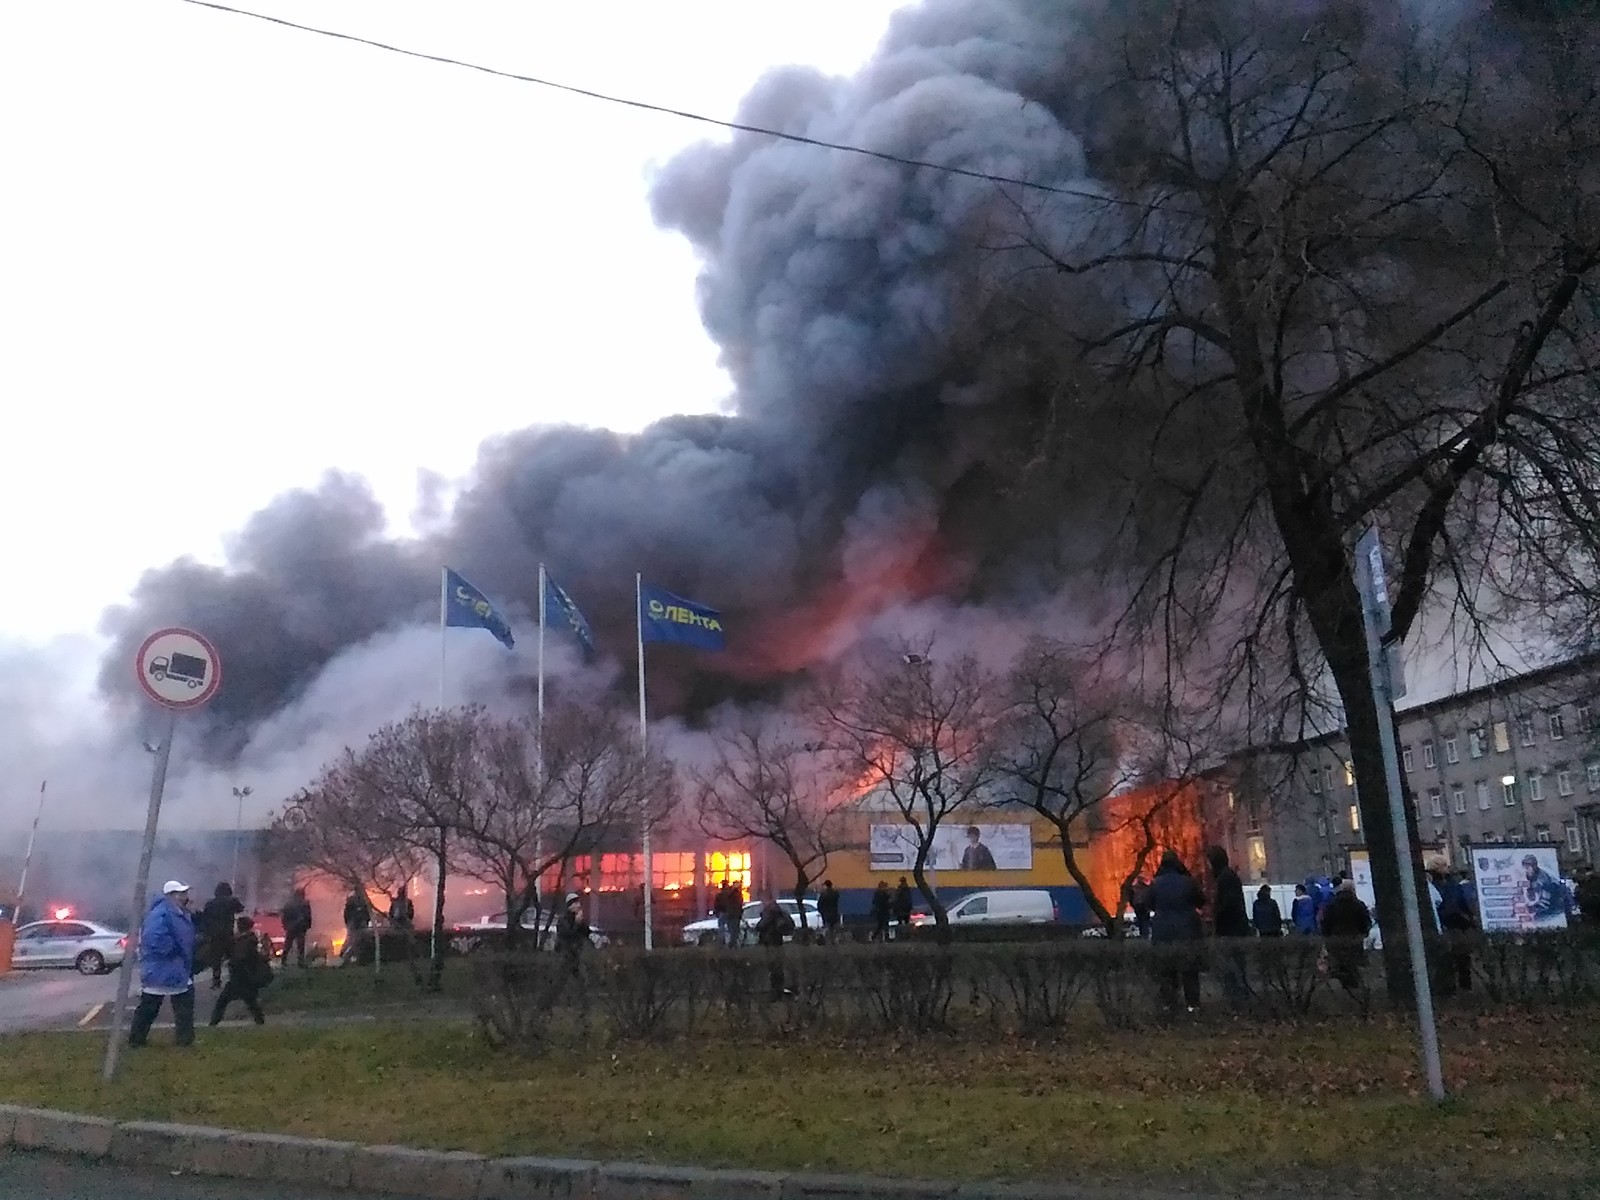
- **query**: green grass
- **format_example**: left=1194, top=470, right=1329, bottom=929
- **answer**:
left=261, top=961, right=472, bottom=1017
left=3, top=1010, right=1596, bottom=1196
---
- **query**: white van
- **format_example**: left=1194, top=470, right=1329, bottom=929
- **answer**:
left=911, top=890, right=1057, bottom=928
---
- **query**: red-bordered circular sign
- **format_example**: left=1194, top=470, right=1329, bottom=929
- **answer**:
left=134, top=627, right=223, bottom=711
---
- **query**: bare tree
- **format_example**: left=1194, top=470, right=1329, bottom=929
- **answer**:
left=989, top=4, right=1600, bottom=998
left=346, top=706, right=482, bottom=986
left=449, top=706, right=668, bottom=949
left=271, top=756, right=424, bottom=904
left=694, top=712, right=844, bottom=941
left=818, top=641, right=1008, bottom=940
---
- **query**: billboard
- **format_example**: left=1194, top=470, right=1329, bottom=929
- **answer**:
left=868, top=823, right=1032, bottom=872
left=1471, top=844, right=1570, bottom=933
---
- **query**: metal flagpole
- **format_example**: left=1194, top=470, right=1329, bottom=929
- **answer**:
left=438, top=567, right=449, bottom=710
left=16, top=781, right=46, bottom=911
left=103, top=711, right=177, bottom=1082
left=637, top=572, right=653, bottom=951
left=535, top=565, right=547, bottom=922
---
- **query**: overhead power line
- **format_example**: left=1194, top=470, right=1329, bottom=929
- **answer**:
left=178, top=0, right=1103, bottom=203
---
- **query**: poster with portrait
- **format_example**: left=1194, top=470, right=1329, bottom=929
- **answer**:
left=868, top=823, right=1032, bottom=872
left=1471, top=844, right=1569, bottom=932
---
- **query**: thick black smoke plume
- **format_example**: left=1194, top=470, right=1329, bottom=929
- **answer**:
left=97, top=0, right=1544, bottom=767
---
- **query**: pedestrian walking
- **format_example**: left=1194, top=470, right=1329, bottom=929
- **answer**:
left=341, top=888, right=370, bottom=964
left=128, top=881, right=198, bottom=1048
left=818, top=880, right=842, bottom=944
left=892, top=877, right=913, bottom=938
left=1148, top=850, right=1205, bottom=1013
left=1252, top=884, right=1283, bottom=936
left=281, top=887, right=313, bottom=968
left=197, top=882, right=243, bottom=990
left=1207, top=846, right=1252, bottom=1006
left=755, top=894, right=796, bottom=999
left=1319, top=879, right=1373, bottom=1011
left=870, top=881, right=892, bottom=943
left=209, top=916, right=271, bottom=1027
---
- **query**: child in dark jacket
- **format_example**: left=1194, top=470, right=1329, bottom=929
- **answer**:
left=209, top=916, right=271, bottom=1026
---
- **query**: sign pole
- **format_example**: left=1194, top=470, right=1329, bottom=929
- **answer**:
left=102, top=710, right=177, bottom=1083
left=16, top=781, right=46, bottom=912
left=1354, top=527, right=1444, bottom=1101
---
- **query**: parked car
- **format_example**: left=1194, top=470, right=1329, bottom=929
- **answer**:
left=450, top=912, right=609, bottom=954
left=10, top=919, right=128, bottom=975
left=681, top=898, right=822, bottom=946
left=909, top=890, right=1057, bottom=929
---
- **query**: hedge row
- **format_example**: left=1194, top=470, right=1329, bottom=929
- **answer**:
left=467, top=930, right=1600, bottom=1054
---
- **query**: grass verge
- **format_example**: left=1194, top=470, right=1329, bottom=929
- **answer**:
left=2, top=1011, right=1595, bottom=1197
left=258, top=962, right=471, bottom=1017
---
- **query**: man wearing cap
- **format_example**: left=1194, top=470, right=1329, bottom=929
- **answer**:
left=128, top=881, right=198, bottom=1048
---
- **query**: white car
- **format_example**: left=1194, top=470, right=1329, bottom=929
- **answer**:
left=909, top=890, right=1058, bottom=929
left=11, top=919, right=128, bottom=975
left=449, top=912, right=608, bottom=954
left=682, top=899, right=822, bottom=946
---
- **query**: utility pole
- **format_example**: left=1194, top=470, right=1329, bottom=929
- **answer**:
left=231, top=786, right=253, bottom=895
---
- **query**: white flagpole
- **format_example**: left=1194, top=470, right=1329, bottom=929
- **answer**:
left=438, top=567, right=448, bottom=710
left=535, top=565, right=547, bottom=916
left=637, top=572, right=653, bottom=951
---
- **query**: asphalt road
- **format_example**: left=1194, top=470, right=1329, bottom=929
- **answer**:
left=0, top=1151, right=397, bottom=1199
left=0, top=970, right=118, bottom=1033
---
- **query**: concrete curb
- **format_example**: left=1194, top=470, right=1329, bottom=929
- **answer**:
left=0, top=1104, right=1221, bottom=1200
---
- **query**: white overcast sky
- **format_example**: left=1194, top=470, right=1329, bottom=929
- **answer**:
left=0, top=0, right=911, bottom=647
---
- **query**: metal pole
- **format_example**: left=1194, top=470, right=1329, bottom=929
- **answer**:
left=16, top=781, right=46, bottom=910
left=439, top=567, right=449, bottom=710
left=103, top=710, right=177, bottom=1082
left=1355, top=528, right=1444, bottom=1101
left=637, top=572, right=653, bottom=950
left=229, top=786, right=251, bottom=893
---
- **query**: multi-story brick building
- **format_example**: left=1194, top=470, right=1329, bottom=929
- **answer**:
left=1213, top=657, right=1600, bottom=885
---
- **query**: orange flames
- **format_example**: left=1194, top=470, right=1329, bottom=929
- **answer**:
left=1083, top=780, right=1210, bottom=910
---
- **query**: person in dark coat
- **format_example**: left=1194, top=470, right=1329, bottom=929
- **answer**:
left=817, top=880, right=842, bottom=944
left=554, top=893, right=591, bottom=976
left=1320, top=879, right=1373, bottom=1004
left=1428, top=856, right=1476, bottom=994
left=892, top=877, right=914, bottom=935
left=198, top=882, right=244, bottom=990
left=1290, top=884, right=1317, bottom=935
left=755, top=895, right=796, bottom=999
left=870, top=881, right=892, bottom=942
left=341, top=889, right=371, bottom=964
left=1575, top=866, right=1600, bottom=928
left=1207, top=846, right=1252, bottom=1006
left=1129, top=876, right=1152, bottom=939
left=209, top=916, right=270, bottom=1027
left=1148, top=850, right=1205, bottom=1012
left=1252, top=885, right=1283, bottom=936
left=280, top=887, right=313, bottom=968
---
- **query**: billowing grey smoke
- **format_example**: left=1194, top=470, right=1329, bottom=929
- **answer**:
left=96, top=0, right=1537, bottom=770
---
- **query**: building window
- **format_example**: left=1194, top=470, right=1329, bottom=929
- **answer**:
left=1349, top=805, right=1361, bottom=833
left=1527, top=774, right=1544, bottom=802
left=1557, top=769, right=1574, bottom=797
left=1427, top=786, right=1444, bottom=818
left=1503, top=779, right=1518, bottom=806
left=1227, top=790, right=1236, bottom=812
left=1516, top=714, right=1536, bottom=747
left=1308, top=767, right=1321, bottom=794
left=1476, top=779, right=1491, bottom=810
left=1493, top=721, right=1511, bottom=753
left=1535, top=824, right=1551, bottom=842
left=1549, top=710, right=1566, bottom=741
left=1444, top=736, right=1459, bottom=765
left=1401, top=744, right=1414, bottom=773
left=1321, top=764, right=1335, bottom=793
left=1317, top=813, right=1329, bottom=838
left=1422, top=740, right=1437, bottom=769
left=1468, top=728, right=1486, bottom=759
left=1569, top=824, right=1584, bottom=853
left=1451, top=784, right=1465, bottom=814
left=1246, top=799, right=1261, bottom=835
left=1587, top=761, right=1600, bottom=792
left=1576, top=702, right=1593, bottom=733
left=1246, top=835, right=1268, bottom=881
left=1343, top=760, right=1355, bottom=787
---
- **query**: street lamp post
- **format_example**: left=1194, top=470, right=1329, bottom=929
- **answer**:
left=231, top=786, right=253, bottom=893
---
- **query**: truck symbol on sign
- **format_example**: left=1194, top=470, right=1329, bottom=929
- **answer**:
left=149, top=651, right=208, bottom=689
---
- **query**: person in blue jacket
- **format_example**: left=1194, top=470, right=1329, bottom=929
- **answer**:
left=1290, top=883, right=1318, bottom=934
left=128, top=880, right=198, bottom=1048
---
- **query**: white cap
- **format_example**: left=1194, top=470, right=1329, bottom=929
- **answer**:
left=162, top=880, right=190, bottom=894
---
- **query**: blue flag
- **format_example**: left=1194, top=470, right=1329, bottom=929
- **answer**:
left=640, top=583, right=725, bottom=651
left=443, top=568, right=515, bottom=650
left=543, top=571, right=596, bottom=658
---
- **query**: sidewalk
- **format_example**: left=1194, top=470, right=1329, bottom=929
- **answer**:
left=0, top=1104, right=1296, bottom=1200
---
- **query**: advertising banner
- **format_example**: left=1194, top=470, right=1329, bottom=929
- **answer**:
left=868, top=823, right=1032, bottom=872
left=1471, top=844, right=1570, bottom=932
